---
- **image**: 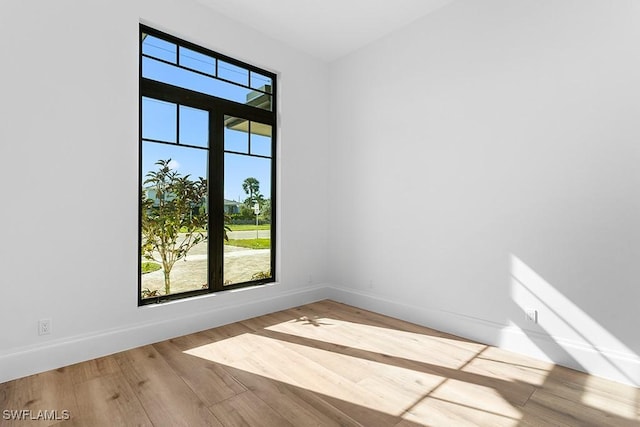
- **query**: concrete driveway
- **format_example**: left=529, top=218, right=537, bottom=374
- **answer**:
left=227, top=229, right=270, bottom=240
left=141, top=237, right=271, bottom=296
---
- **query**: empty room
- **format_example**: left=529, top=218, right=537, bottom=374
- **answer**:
left=1, top=0, right=639, bottom=425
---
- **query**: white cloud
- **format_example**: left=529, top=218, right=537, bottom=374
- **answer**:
left=168, top=159, right=180, bottom=170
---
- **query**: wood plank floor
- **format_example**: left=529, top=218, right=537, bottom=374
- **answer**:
left=1, top=300, right=639, bottom=426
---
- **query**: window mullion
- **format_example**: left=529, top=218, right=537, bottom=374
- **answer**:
left=209, top=110, right=225, bottom=292
left=176, top=103, right=180, bottom=144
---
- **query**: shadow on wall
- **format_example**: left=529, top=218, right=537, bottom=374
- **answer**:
left=509, top=254, right=640, bottom=387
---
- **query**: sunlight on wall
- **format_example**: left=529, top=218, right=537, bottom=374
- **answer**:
left=509, top=254, right=640, bottom=388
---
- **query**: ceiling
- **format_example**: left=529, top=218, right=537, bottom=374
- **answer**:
left=195, top=0, right=455, bottom=62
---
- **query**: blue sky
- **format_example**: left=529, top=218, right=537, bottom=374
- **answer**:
left=141, top=35, right=272, bottom=202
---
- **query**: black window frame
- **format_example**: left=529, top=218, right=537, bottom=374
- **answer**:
left=138, top=24, right=277, bottom=306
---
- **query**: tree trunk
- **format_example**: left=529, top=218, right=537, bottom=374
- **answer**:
left=163, top=268, right=171, bottom=296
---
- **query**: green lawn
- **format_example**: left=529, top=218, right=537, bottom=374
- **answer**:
left=225, top=238, right=271, bottom=249
left=141, top=261, right=161, bottom=274
left=178, top=224, right=270, bottom=233
left=228, top=224, right=271, bottom=231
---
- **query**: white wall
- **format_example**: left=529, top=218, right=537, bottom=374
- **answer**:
left=328, top=0, right=640, bottom=386
left=2, top=0, right=639, bottom=388
left=0, top=0, right=330, bottom=382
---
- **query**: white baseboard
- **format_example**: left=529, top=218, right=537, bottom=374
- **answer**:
left=3, top=284, right=638, bottom=388
left=326, top=286, right=640, bottom=388
left=0, top=284, right=328, bottom=384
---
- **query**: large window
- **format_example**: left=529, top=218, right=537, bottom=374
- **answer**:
left=139, top=25, right=276, bottom=305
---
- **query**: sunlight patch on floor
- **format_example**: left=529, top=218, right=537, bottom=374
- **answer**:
left=265, top=316, right=486, bottom=370
left=184, top=318, right=527, bottom=424
left=402, top=391, right=522, bottom=427
left=464, top=346, right=553, bottom=387
left=185, top=331, right=445, bottom=417
left=580, top=375, right=639, bottom=420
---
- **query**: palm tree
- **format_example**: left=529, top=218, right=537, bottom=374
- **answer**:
left=242, top=177, right=264, bottom=207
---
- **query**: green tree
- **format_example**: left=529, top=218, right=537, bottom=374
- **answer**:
left=242, top=177, right=264, bottom=208
left=260, top=199, right=271, bottom=223
left=141, top=159, right=207, bottom=296
left=238, top=204, right=256, bottom=221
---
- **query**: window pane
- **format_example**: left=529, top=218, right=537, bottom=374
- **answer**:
left=224, top=116, right=249, bottom=153
left=179, top=105, right=208, bottom=148
left=142, top=34, right=177, bottom=63
left=142, top=97, right=176, bottom=143
left=250, top=72, right=272, bottom=91
left=218, top=60, right=249, bottom=86
left=179, top=47, right=215, bottom=75
left=223, top=153, right=272, bottom=285
left=143, top=57, right=271, bottom=110
left=141, top=142, right=209, bottom=298
left=250, top=122, right=272, bottom=157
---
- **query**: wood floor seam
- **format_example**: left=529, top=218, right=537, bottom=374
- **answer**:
left=520, top=385, right=539, bottom=408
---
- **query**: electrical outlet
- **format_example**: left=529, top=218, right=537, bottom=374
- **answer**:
left=38, top=318, right=51, bottom=335
left=525, top=309, right=538, bottom=324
